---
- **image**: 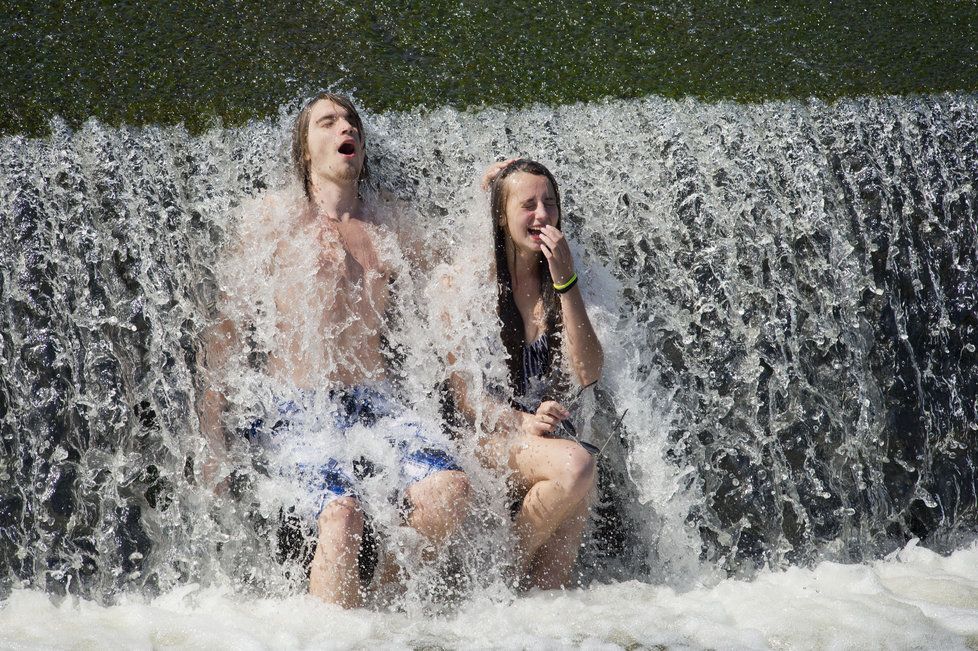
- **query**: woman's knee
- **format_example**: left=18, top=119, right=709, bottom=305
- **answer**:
left=317, top=496, right=365, bottom=537
left=557, top=448, right=597, bottom=501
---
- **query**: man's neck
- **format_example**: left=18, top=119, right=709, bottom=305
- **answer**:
left=309, top=177, right=361, bottom=223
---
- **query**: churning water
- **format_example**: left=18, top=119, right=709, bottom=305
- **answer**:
left=1, top=93, right=976, bottom=647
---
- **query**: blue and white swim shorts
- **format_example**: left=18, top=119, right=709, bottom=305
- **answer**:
left=249, top=383, right=462, bottom=518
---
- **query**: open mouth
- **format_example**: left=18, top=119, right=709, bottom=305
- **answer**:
left=528, top=227, right=544, bottom=238
left=338, top=141, right=356, bottom=156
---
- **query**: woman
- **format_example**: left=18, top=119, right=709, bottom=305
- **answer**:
left=449, top=159, right=605, bottom=590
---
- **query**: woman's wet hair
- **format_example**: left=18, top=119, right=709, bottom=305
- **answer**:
left=291, top=92, right=370, bottom=199
left=489, top=159, right=565, bottom=396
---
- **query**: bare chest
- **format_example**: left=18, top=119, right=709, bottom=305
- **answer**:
left=324, top=223, right=382, bottom=277
left=272, top=221, right=388, bottom=305
left=514, top=290, right=546, bottom=343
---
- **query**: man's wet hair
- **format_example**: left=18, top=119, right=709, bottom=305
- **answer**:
left=291, top=92, right=370, bottom=199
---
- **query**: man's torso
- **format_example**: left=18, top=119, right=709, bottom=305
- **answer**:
left=262, top=208, right=392, bottom=388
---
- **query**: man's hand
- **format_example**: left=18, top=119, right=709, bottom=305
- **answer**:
left=520, top=400, right=571, bottom=437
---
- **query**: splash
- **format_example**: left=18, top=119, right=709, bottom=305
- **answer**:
left=0, top=94, right=976, bottom=605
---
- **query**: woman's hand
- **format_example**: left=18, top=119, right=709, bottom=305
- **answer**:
left=539, top=225, right=575, bottom=287
left=481, top=158, right=519, bottom=190
left=520, top=400, right=571, bottom=437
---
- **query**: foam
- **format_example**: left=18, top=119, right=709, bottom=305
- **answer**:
left=2, top=540, right=976, bottom=649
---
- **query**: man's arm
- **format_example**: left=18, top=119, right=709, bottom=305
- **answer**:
left=195, top=192, right=279, bottom=492
left=196, top=316, right=237, bottom=493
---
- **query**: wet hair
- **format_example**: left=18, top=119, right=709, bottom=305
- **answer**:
left=489, top=159, right=564, bottom=396
left=291, top=92, right=370, bottom=199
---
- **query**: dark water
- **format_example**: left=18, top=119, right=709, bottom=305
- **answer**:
left=3, top=1, right=978, bottom=135
left=1, top=93, right=976, bottom=603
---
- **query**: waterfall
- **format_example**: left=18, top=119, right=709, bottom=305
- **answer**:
left=1, top=93, right=975, bottom=604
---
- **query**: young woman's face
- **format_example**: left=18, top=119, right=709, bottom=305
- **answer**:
left=502, top=172, right=559, bottom=253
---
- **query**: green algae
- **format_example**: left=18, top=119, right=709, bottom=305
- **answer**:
left=2, top=0, right=977, bottom=135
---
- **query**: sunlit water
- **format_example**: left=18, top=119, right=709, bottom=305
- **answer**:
left=1, top=93, right=976, bottom=646
left=3, top=541, right=977, bottom=649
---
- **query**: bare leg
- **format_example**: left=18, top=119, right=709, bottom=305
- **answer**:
left=371, top=470, right=472, bottom=596
left=405, top=470, right=472, bottom=558
left=309, top=496, right=365, bottom=608
left=503, top=436, right=596, bottom=588
left=528, top=494, right=590, bottom=589
left=367, top=546, right=405, bottom=606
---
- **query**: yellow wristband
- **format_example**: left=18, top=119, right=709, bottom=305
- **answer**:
left=553, top=273, right=578, bottom=293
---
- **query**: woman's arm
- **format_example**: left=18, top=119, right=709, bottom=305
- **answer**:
left=439, top=269, right=524, bottom=440
left=447, top=369, right=569, bottom=440
left=538, top=225, right=604, bottom=386
left=439, top=270, right=569, bottom=441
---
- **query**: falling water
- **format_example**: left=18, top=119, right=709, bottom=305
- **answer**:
left=1, top=94, right=976, bottom=643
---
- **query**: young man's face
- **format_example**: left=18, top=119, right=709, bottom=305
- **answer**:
left=305, top=99, right=365, bottom=186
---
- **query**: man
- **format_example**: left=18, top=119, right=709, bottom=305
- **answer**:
left=199, top=93, right=471, bottom=608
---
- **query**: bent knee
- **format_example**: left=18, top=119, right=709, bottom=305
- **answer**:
left=409, top=470, right=472, bottom=516
left=428, top=470, right=472, bottom=505
left=558, top=448, right=597, bottom=499
left=317, top=496, right=365, bottom=534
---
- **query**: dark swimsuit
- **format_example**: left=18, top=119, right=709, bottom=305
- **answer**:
left=522, top=334, right=550, bottom=390
left=519, top=335, right=578, bottom=438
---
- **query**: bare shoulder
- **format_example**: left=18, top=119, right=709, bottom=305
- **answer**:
left=239, top=189, right=304, bottom=239
left=357, top=189, right=405, bottom=243
left=359, top=188, right=408, bottom=231
left=223, top=189, right=304, bottom=265
left=439, top=258, right=494, bottom=289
